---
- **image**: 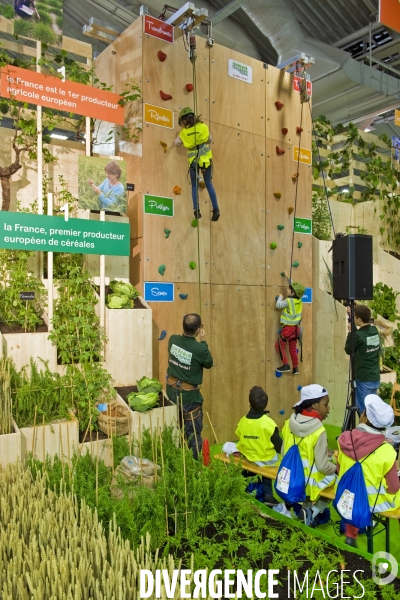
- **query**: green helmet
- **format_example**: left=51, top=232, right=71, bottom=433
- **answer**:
left=178, top=107, right=194, bottom=124
left=291, top=282, right=305, bottom=298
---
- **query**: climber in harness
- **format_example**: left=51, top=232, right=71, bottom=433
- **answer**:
left=175, top=107, right=220, bottom=221
left=275, top=276, right=305, bottom=375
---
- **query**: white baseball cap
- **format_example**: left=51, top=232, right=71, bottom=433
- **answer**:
left=293, top=384, right=329, bottom=408
left=365, top=394, right=394, bottom=428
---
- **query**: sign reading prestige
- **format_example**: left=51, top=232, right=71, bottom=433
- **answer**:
left=0, top=212, right=130, bottom=256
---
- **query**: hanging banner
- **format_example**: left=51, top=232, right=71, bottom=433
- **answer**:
left=0, top=65, right=124, bottom=124
left=294, top=217, right=312, bottom=235
left=144, top=15, right=174, bottom=43
left=379, top=0, right=400, bottom=34
left=144, top=103, right=174, bottom=129
left=293, top=146, right=312, bottom=165
left=228, top=59, right=252, bottom=84
left=144, top=194, right=174, bottom=217
left=293, top=75, right=312, bottom=97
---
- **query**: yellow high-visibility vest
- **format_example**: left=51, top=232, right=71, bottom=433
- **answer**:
left=337, top=443, right=400, bottom=514
left=179, top=122, right=212, bottom=168
left=281, top=298, right=302, bottom=326
left=282, top=420, right=335, bottom=501
left=236, top=414, right=277, bottom=463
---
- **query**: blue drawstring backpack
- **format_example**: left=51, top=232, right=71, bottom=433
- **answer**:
left=275, top=435, right=313, bottom=504
left=334, top=434, right=384, bottom=530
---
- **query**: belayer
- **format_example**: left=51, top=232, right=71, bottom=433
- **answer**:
left=175, top=107, right=220, bottom=221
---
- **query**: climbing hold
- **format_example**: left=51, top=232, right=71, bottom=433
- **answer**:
left=160, top=141, right=168, bottom=153
left=277, top=224, right=284, bottom=230
left=281, top=127, right=288, bottom=135
left=275, top=370, right=282, bottom=378
left=189, top=261, right=197, bottom=270
left=185, top=83, right=194, bottom=92
left=280, top=272, right=286, bottom=277
left=164, top=229, right=171, bottom=239
left=158, top=264, right=166, bottom=276
left=158, top=50, right=167, bottom=62
left=297, top=241, right=303, bottom=248
left=158, top=330, right=167, bottom=340
left=279, top=409, right=285, bottom=415
left=270, top=242, right=277, bottom=249
left=160, top=90, right=172, bottom=101
left=199, top=180, right=206, bottom=189
left=296, top=126, right=303, bottom=134
left=292, top=261, right=299, bottom=268
left=276, top=146, right=285, bottom=155
left=275, top=101, right=284, bottom=110
left=297, top=385, right=302, bottom=391
left=288, top=206, right=294, bottom=215
left=173, top=185, right=181, bottom=194
left=273, top=192, right=281, bottom=199
left=191, top=219, right=198, bottom=227
left=179, top=293, right=188, bottom=299
left=292, top=173, right=299, bottom=182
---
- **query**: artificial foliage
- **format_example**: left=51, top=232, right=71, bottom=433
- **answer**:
left=0, top=358, right=13, bottom=435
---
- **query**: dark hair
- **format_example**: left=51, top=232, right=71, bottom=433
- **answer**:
left=249, top=386, right=268, bottom=411
left=354, top=304, right=371, bottom=324
left=183, top=313, right=201, bottom=335
left=294, top=396, right=325, bottom=414
left=289, top=285, right=299, bottom=299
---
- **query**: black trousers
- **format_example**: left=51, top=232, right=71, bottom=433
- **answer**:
left=179, top=402, right=203, bottom=460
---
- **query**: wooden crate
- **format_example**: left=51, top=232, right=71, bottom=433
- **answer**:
left=80, top=436, right=114, bottom=468
left=20, top=414, right=79, bottom=462
left=117, top=391, right=178, bottom=439
left=0, top=330, right=57, bottom=372
left=0, top=420, right=24, bottom=467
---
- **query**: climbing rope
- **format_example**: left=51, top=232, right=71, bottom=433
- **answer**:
left=289, top=100, right=304, bottom=282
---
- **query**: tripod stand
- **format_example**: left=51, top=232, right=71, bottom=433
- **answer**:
left=342, top=299, right=358, bottom=431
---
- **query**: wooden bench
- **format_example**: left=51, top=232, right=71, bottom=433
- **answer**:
left=214, top=453, right=400, bottom=554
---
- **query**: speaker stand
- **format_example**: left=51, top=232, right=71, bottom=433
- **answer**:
left=342, top=300, right=358, bottom=432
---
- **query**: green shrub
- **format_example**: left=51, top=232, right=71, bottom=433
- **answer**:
left=367, top=282, right=400, bottom=321
left=0, top=4, right=14, bottom=19
left=13, top=18, right=36, bottom=39
left=36, top=10, right=52, bottom=26
left=32, top=22, right=58, bottom=45
left=56, top=15, right=63, bottom=29
left=43, top=0, right=63, bottom=8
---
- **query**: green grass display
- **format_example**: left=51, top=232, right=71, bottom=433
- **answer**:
left=13, top=18, right=36, bottom=39
left=0, top=4, right=13, bottom=19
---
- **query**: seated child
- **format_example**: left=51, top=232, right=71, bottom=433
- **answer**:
left=235, top=386, right=282, bottom=506
left=282, top=384, right=337, bottom=525
left=337, top=394, right=400, bottom=547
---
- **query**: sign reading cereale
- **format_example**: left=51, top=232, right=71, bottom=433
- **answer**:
left=0, top=213, right=130, bottom=256
left=144, top=194, right=174, bottom=217
left=144, top=282, right=174, bottom=303
left=294, top=217, right=312, bottom=235
left=143, top=15, right=174, bottom=43
left=144, top=103, right=174, bottom=129
left=228, top=59, right=252, bottom=84
left=293, top=146, right=312, bottom=165
left=0, top=65, right=124, bottom=125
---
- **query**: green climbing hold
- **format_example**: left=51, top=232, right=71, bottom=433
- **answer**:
left=191, top=219, right=198, bottom=227
left=297, top=241, right=303, bottom=248
left=158, top=264, right=166, bottom=276
left=164, top=229, right=171, bottom=238
left=189, top=261, right=197, bottom=270
left=292, top=261, right=299, bottom=268
left=277, top=224, right=284, bottom=230
left=280, top=272, right=286, bottom=277
left=270, top=242, right=277, bottom=249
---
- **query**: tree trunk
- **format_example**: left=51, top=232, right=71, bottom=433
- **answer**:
left=0, top=177, right=11, bottom=211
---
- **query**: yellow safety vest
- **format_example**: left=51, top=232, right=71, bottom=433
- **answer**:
left=281, top=298, right=302, bottom=326
left=282, top=419, right=335, bottom=501
left=179, top=122, right=212, bottom=168
left=337, top=443, right=400, bottom=514
left=236, top=414, right=277, bottom=463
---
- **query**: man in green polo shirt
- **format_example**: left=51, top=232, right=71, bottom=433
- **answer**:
left=166, top=313, right=214, bottom=459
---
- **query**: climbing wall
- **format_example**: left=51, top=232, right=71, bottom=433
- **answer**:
left=95, top=17, right=313, bottom=442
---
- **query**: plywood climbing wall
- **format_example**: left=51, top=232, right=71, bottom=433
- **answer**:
left=94, top=16, right=314, bottom=443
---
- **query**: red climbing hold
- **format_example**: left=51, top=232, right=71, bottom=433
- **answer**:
left=203, top=439, right=210, bottom=466
left=160, top=90, right=172, bottom=101
left=275, top=101, right=284, bottom=110
left=158, top=50, right=167, bottom=62
left=276, top=146, right=285, bottom=155
left=282, top=127, right=288, bottom=135
left=186, top=83, right=194, bottom=92
left=296, top=126, right=303, bottom=134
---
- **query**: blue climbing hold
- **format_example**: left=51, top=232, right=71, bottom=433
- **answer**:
left=275, top=370, right=282, bottom=378
left=179, top=293, right=188, bottom=299
left=158, top=330, right=167, bottom=341
left=279, top=409, right=285, bottom=415
left=297, top=385, right=302, bottom=391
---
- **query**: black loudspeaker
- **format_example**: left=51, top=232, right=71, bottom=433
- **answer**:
left=332, top=234, right=373, bottom=300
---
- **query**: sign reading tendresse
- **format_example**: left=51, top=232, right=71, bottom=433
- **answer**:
left=0, top=213, right=130, bottom=256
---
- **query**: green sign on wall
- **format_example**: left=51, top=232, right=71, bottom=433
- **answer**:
left=294, top=217, right=312, bottom=235
left=144, top=194, right=174, bottom=217
left=0, top=212, right=130, bottom=256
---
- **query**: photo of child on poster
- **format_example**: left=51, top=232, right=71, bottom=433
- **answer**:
left=78, top=156, right=127, bottom=213
left=3, top=0, right=64, bottom=47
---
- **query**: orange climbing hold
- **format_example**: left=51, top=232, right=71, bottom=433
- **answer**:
left=160, top=141, right=168, bottom=153
left=158, top=50, right=167, bottom=62
left=275, top=101, right=284, bottom=110
left=185, top=83, right=194, bottom=92
left=160, top=90, right=172, bottom=101
left=276, top=146, right=285, bottom=155
left=282, top=127, right=288, bottom=135
left=288, top=206, right=294, bottom=214
left=296, top=126, right=303, bottom=134
left=292, top=173, right=299, bottom=181
left=173, top=185, right=181, bottom=194
left=273, top=192, right=281, bottom=199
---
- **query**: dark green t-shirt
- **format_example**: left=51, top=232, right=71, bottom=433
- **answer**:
left=345, top=324, right=380, bottom=382
left=166, top=334, right=213, bottom=405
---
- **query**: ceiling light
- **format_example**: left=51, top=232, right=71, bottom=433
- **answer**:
left=364, top=128, right=371, bottom=132
left=50, top=133, right=68, bottom=140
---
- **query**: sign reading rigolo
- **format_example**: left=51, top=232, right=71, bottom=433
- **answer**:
left=144, top=194, right=174, bottom=217
left=0, top=212, right=130, bottom=256
left=144, top=282, right=174, bottom=302
left=0, top=65, right=124, bottom=124
left=144, top=15, right=174, bottom=43
left=293, top=75, right=312, bottom=97
left=294, top=217, right=312, bottom=235
left=228, top=59, right=252, bottom=84
left=293, top=146, right=312, bottom=165
left=144, top=103, right=174, bottom=129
